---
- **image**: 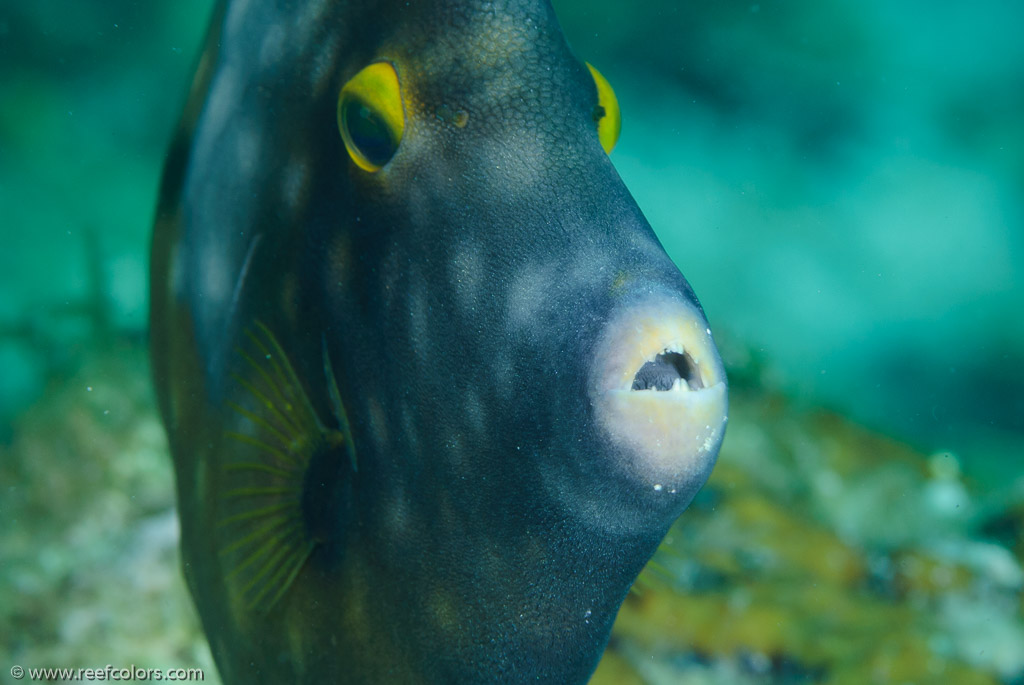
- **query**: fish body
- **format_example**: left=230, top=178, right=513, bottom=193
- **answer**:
left=150, top=0, right=728, bottom=682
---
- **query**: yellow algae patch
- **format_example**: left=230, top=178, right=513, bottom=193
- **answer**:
left=728, top=494, right=866, bottom=586
left=610, top=385, right=1013, bottom=684
left=893, top=550, right=973, bottom=596
left=590, top=649, right=644, bottom=685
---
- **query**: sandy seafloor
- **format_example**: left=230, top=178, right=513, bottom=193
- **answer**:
left=2, top=0, right=1024, bottom=683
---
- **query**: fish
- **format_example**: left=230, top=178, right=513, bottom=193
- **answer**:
left=149, top=0, right=728, bottom=682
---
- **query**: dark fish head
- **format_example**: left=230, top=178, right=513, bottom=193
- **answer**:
left=298, top=1, right=729, bottom=677
left=153, top=0, right=727, bottom=682
left=315, top=0, right=727, bottom=530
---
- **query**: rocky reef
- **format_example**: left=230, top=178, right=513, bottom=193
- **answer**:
left=3, top=338, right=1022, bottom=684
left=593, top=341, right=1024, bottom=684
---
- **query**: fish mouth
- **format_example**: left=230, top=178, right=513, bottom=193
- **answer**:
left=591, top=294, right=728, bottom=491
left=630, top=349, right=705, bottom=392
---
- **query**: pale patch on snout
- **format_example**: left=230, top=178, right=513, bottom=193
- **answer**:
left=591, top=295, right=728, bottom=491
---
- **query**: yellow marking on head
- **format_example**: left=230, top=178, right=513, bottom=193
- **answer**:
left=337, top=62, right=405, bottom=172
left=586, top=63, right=621, bottom=154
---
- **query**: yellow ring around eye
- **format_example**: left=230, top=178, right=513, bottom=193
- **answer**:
left=586, top=63, right=621, bottom=154
left=337, top=62, right=405, bottom=172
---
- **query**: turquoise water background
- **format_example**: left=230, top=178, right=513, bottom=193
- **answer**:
left=558, top=0, right=1024, bottom=488
left=2, top=1, right=1023, bottom=682
left=3, top=0, right=1021, bottom=481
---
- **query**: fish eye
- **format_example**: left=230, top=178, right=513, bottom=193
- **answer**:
left=337, top=62, right=405, bottom=172
left=586, top=63, right=621, bottom=154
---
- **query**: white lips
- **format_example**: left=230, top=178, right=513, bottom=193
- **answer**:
left=591, top=295, right=728, bottom=489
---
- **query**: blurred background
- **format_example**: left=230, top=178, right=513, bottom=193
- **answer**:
left=2, top=1, right=1022, bottom=683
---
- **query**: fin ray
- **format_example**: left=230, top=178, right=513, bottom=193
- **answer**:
left=231, top=370, right=304, bottom=439
left=219, top=502, right=295, bottom=527
left=225, top=430, right=299, bottom=467
left=227, top=402, right=298, bottom=454
left=264, top=543, right=316, bottom=609
left=323, top=336, right=358, bottom=472
left=220, top=321, right=356, bottom=613
left=226, top=524, right=303, bottom=581
left=219, top=513, right=300, bottom=556
left=224, top=462, right=298, bottom=479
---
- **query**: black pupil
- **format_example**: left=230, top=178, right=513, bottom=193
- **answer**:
left=343, top=97, right=397, bottom=168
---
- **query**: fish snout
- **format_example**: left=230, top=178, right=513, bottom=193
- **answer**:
left=590, top=294, right=728, bottom=498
